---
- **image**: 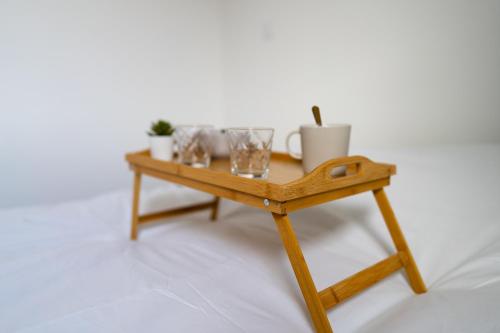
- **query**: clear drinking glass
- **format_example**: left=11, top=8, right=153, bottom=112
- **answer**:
left=226, top=127, right=274, bottom=178
left=174, top=125, right=213, bottom=168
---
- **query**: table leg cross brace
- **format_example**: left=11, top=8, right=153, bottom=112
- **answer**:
left=130, top=171, right=220, bottom=240
left=318, top=251, right=409, bottom=309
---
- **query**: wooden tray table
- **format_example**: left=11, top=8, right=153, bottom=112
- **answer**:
left=125, top=150, right=426, bottom=333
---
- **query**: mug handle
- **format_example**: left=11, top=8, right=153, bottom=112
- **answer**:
left=286, top=130, right=302, bottom=159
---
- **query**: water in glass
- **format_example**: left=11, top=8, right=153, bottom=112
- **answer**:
left=226, top=128, right=274, bottom=178
left=175, top=125, right=213, bottom=168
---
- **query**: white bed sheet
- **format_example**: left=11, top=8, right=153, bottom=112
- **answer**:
left=1, top=144, right=500, bottom=332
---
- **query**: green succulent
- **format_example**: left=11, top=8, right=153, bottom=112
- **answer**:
left=148, top=120, right=174, bottom=136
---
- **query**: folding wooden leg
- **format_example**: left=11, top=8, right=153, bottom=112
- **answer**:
left=373, top=188, right=427, bottom=294
left=272, top=192, right=426, bottom=332
left=130, top=171, right=142, bottom=240
left=272, top=213, right=333, bottom=333
left=210, top=197, right=220, bottom=221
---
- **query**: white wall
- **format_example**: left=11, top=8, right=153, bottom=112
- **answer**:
left=0, top=0, right=225, bottom=207
left=221, top=0, right=500, bottom=150
left=2, top=0, right=500, bottom=208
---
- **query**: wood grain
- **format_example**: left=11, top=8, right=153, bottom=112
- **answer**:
left=318, top=252, right=407, bottom=310
left=133, top=165, right=284, bottom=213
left=125, top=150, right=395, bottom=202
left=125, top=148, right=426, bottom=333
left=137, top=201, right=216, bottom=224
left=210, top=197, right=220, bottom=221
left=272, top=213, right=333, bottom=333
left=130, top=171, right=141, bottom=240
left=373, top=188, right=427, bottom=294
left=282, top=178, right=390, bottom=213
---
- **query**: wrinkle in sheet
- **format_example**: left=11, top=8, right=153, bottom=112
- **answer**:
left=152, top=288, right=207, bottom=315
left=430, top=238, right=500, bottom=289
left=15, top=291, right=150, bottom=333
left=125, top=249, right=173, bottom=282
left=186, top=282, right=247, bottom=333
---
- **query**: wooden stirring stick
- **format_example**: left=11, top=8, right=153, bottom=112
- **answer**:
left=312, top=105, right=322, bottom=126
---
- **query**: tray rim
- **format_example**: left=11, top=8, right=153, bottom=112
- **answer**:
left=125, top=149, right=396, bottom=202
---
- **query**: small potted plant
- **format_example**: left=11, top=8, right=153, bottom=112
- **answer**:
left=148, top=120, right=174, bottom=161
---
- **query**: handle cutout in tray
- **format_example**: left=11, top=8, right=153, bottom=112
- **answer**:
left=330, top=160, right=361, bottom=179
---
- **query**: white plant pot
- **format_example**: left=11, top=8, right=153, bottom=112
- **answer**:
left=149, top=136, right=173, bottom=161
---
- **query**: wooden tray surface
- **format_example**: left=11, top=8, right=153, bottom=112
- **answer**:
left=126, top=150, right=396, bottom=202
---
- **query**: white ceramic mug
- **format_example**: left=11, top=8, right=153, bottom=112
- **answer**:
left=286, top=124, right=351, bottom=173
